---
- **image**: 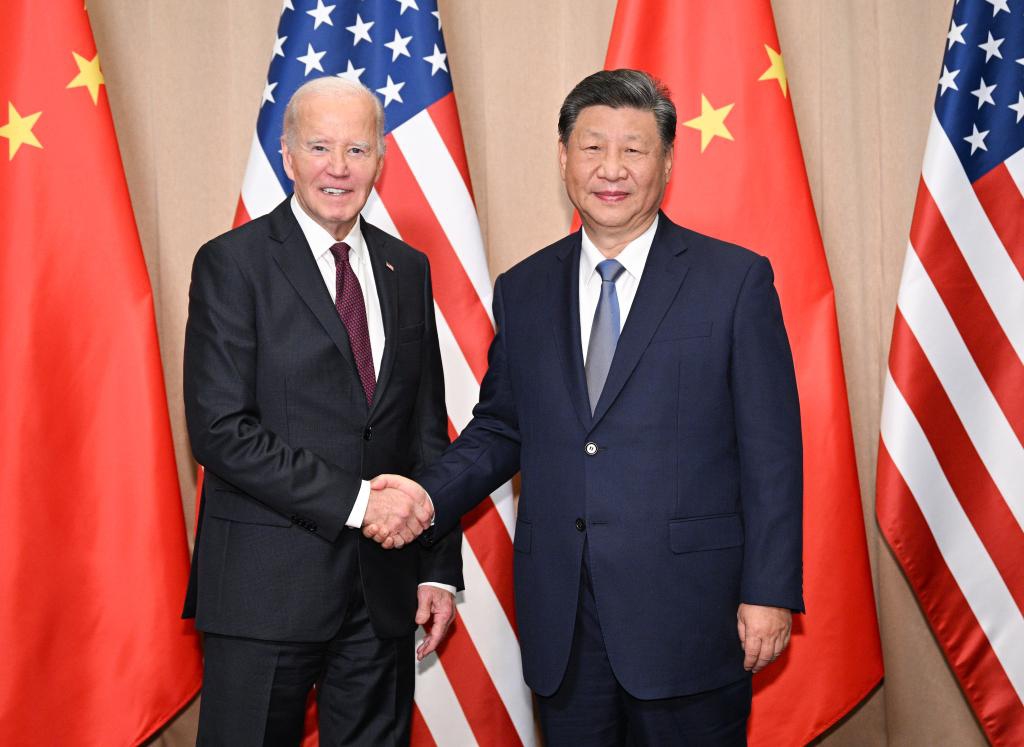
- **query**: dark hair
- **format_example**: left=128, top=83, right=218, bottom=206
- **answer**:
left=558, top=69, right=676, bottom=152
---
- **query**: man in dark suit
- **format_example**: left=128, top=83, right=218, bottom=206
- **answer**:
left=183, top=77, right=462, bottom=746
left=369, top=69, right=803, bottom=745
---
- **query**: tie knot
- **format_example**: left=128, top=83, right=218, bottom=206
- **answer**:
left=596, top=259, right=624, bottom=283
left=329, top=242, right=351, bottom=265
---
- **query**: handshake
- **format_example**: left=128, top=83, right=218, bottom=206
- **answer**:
left=361, top=474, right=432, bottom=549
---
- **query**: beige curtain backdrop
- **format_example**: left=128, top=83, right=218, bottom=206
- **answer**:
left=80, top=0, right=986, bottom=744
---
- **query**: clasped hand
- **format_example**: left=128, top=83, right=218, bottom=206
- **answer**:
left=361, top=474, right=432, bottom=549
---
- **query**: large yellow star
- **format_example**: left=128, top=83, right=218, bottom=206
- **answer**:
left=758, top=44, right=788, bottom=98
left=683, top=95, right=734, bottom=153
left=67, top=51, right=104, bottom=104
left=0, top=102, right=43, bottom=160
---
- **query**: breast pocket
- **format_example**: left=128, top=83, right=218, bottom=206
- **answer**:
left=650, top=321, right=712, bottom=344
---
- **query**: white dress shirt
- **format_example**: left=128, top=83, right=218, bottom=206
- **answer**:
left=291, top=200, right=451, bottom=592
left=579, top=215, right=659, bottom=362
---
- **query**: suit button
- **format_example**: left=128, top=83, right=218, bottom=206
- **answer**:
left=306, top=523, right=317, bottom=533
left=363, top=426, right=373, bottom=441
left=575, top=518, right=586, bottom=532
left=584, top=442, right=598, bottom=456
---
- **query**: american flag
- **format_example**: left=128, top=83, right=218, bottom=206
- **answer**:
left=876, top=1, right=1024, bottom=744
left=234, top=1, right=535, bottom=744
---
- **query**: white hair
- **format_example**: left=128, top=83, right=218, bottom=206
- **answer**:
left=282, top=76, right=385, bottom=153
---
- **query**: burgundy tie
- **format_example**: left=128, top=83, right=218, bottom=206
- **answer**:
left=329, top=242, right=375, bottom=406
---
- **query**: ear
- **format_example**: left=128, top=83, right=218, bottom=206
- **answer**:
left=281, top=137, right=295, bottom=181
left=663, top=145, right=673, bottom=182
left=558, top=139, right=568, bottom=182
left=373, top=152, right=384, bottom=184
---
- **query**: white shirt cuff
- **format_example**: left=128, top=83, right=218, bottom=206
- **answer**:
left=346, top=480, right=372, bottom=528
left=418, top=582, right=457, bottom=595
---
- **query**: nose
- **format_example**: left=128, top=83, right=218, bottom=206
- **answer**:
left=326, top=148, right=349, bottom=176
left=596, top=149, right=626, bottom=180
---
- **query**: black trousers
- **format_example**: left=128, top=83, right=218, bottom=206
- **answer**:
left=537, top=552, right=751, bottom=747
left=196, top=586, right=414, bottom=747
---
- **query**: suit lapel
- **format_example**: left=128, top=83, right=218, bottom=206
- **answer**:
left=550, top=232, right=593, bottom=430
left=268, top=200, right=358, bottom=370
left=363, top=220, right=399, bottom=415
left=591, top=217, right=691, bottom=426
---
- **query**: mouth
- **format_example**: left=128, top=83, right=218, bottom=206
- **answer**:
left=320, top=187, right=351, bottom=196
left=593, top=190, right=630, bottom=203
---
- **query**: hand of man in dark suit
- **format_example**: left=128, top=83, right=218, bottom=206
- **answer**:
left=737, top=603, right=793, bottom=673
left=362, top=479, right=433, bottom=548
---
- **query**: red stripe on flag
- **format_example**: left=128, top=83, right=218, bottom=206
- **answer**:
left=972, top=162, right=1024, bottom=278
left=876, top=444, right=1024, bottom=747
left=233, top=196, right=251, bottom=229
left=410, top=704, right=438, bottom=747
left=909, top=179, right=1024, bottom=442
left=888, top=311, right=1024, bottom=609
left=427, top=93, right=475, bottom=202
left=437, top=613, right=524, bottom=746
left=377, top=135, right=492, bottom=382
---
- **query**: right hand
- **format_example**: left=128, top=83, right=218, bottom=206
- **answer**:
left=362, top=474, right=433, bottom=548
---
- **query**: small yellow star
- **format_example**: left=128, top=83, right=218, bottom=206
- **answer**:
left=758, top=45, right=788, bottom=98
left=67, top=51, right=105, bottom=105
left=0, top=102, right=43, bottom=160
left=683, top=95, right=734, bottom=153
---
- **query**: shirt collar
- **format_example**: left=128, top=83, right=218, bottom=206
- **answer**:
left=290, top=195, right=368, bottom=268
left=579, top=214, right=659, bottom=284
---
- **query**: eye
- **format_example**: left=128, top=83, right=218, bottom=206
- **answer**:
left=310, top=144, right=328, bottom=153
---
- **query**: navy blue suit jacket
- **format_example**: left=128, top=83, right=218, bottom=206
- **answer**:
left=419, top=214, right=802, bottom=699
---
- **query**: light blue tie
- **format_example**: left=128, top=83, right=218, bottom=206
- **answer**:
left=585, top=259, right=625, bottom=413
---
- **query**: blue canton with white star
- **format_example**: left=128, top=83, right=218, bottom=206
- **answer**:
left=936, top=0, right=1024, bottom=181
left=256, top=0, right=452, bottom=190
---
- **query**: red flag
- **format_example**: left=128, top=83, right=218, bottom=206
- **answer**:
left=605, top=2, right=883, bottom=744
left=0, top=4, right=202, bottom=744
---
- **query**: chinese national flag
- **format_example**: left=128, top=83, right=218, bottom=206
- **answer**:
left=0, top=4, right=202, bottom=745
left=605, top=1, right=883, bottom=744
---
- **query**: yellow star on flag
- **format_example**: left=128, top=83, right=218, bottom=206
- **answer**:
left=758, top=44, right=788, bottom=97
left=683, top=94, right=734, bottom=153
left=0, top=102, right=43, bottom=160
left=67, top=51, right=105, bottom=104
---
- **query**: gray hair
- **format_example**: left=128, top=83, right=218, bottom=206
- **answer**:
left=282, top=76, right=385, bottom=154
left=558, top=69, right=676, bottom=152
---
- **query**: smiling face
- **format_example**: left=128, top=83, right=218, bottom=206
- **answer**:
left=559, top=105, right=672, bottom=256
left=281, top=89, right=383, bottom=239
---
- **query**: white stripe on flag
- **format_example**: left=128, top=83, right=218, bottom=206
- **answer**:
left=880, top=371, right=1024, bottom=700
left=1004, top=148, right=1024, bottom=199
left=362, top=188, right=401, bottom=239
left=457, top=544, right=537, bottom=746
left=898, top=245, right=1024, bottom=528
left=414, top=635, right=478, bottom=747
left=921, top=114, right=1024, bottom=360
left=392, top=112, right=495, bottom=319
left=240, top=134, right=287, bottom=219
left=435, top=307, right=484, bottom=433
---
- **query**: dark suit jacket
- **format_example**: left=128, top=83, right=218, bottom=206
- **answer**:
left=183, top=198, right=462, bottom=643
left=419, top=214, right=802, bottom=699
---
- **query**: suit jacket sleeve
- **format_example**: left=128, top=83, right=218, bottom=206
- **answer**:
left=731, top=256, right=804, bottom=612
left=183, top=240, right=361, bottom=542
left=419, top=274, right=523, bottom=539
left=412, top=260, right=464, bottom=588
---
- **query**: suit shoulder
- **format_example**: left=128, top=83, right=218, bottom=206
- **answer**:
left=194, top=212, right=276, bottom=265
left=672, top=222, right=766, bottom=273
left=498, top=232, right=577, bottom=286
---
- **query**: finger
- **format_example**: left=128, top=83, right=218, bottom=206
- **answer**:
left=417, top=625, right=441, bottom=660
left=412, top=501, right=432, bottom=527
left=392, top=536, right=405, bottom=549
left=743, top=637, right=762, bottom=671
left=755, top=641, right=775, bottom=672
left=362, top=525, right=378, bottom=539
left=369, top=475, right=390, bottom=490
left=382, top=535, right=395, bottom=550
left=772, top=633, right=787, bottom=660
left=415, top=596, right=432, bottom=626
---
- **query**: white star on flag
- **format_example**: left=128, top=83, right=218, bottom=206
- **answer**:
left=296, top=43, right=327, bottom=76
left=396, top=0, right=419, bottom=15
left=281, top=0, right=294, bottom=12
left=376, top=75, right=405, bottom=106
left=948, top=19, right=968, bottom=49
left=979, top=32, right=1004, bottom=61
left=963, top=123, right=989, bottom=153
left=1010, top=92, right=1024, bottom=123
left=338, top=60, right=365, bottom=84
left=346, top=14, right=374, bottom=46
left=423, top=44, right=448, bottom=75
left=971, top=77, right=996, bottom=108
left=984, top=0, right=1010, bottom=15
left=431, top=10, right=442, bottom=29
left=273, top=35, right=287, bottom=58
left=262, top=81, right=278, bottom=106
left=384, top=29, right=413, bottom=61
left=306, top=0, right=336, bottom=29
left=938, top=66, right=960, bottom=96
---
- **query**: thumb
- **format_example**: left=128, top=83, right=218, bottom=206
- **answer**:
left=415, top=595, right=432, bottom=626
left=370, top=474, right=392, bottom=490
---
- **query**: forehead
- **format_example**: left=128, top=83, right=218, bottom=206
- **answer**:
left=573, top=105, right=659, bottom=139
left=293, top=91, right=377, bottom=138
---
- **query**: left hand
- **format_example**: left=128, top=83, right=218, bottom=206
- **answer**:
left=415, top=586, right=455, bottom=661
left=737, top=603, right=792, bottom=673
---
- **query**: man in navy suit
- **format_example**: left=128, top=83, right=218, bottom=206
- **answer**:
left=370, top=69, right=803, bottom=745
left=183, top=78, right=461, bottom=745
